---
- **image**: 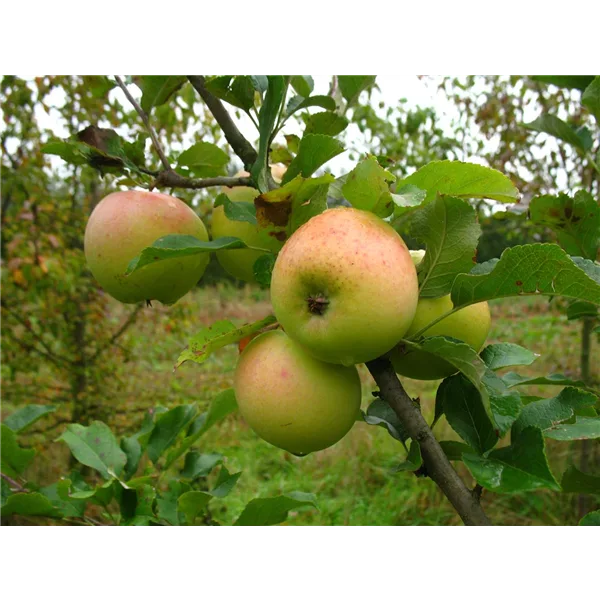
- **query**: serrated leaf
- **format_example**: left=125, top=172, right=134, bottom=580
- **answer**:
left=0, top=492, right=61, bottom=518
left=337, top=75, right=376, bottom=107
left=214, top=193, right=257, bottom=225
left=545, top=417, right=600, bottom=441
left=399, top=161, right=520, bottom=204
left=147, top=405, right=197, bottom=463
left=512, top=387, right=598, bottom=439
left=363, top=398, right=408, bottom=442
left=480, top=343, right=539, bottom=370
left=177, top=142, right=229, bottom=177
left=501, top=371, right=591, bottom=390
left=411, top=196, right=481, bottom=297
left=181, top=452, right=223, bottom=479
left=303, top=111, right=348, bottom=136
left=282, top=135, right=344, bottom=184
left=58, top=421, right=126, bottom=479
left=120, top=436, right=142, bottom=481
left=253, top=254, right=276, bottom=287
left=125, top=234, right=253, bottom=275
left=561, top=465, right=600, bottom=493
left=463, top=427, right=560, bottom=493
left=211, top=466, right=242, bottom=498
left=178, top=491, right=211, bottom=524
left=139, top=76, right=187, bottom=113
left=438, top=440, right=476, bottom=461
left=438, top=374, right=497, bottom=454
left=531, top=75, right=595, bottom=90
left=529, top=191, right=600, bottom=259
left=285, top=95, right=337, bottom=118
left=175, top=316, right=275, bottom=368
left=290, top=76, right=314, bottom=98
left=579, top=511, right=600, bottom=525
left=524, top=114, right=592, bottom=152
left=233, top=491, right=317, bottom=526
left=3, top=405, right=56, bottom=432
left=582, top=76, right=600, bottom=122
left=451, top=244, right=600, bottom=309
left=392, top=440, right=422, bottom=472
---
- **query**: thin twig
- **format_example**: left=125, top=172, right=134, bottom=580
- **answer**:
left=187, top=76, right=258, bottom=170
left=366, top=357, right=491, bottom=526
left=1, top=472, right=28, bottom=493
left=153, top=171, right=254, bottom=191
left=89, top=305, right=143, bottom=363
left=114, top=75, right=171, bottom=171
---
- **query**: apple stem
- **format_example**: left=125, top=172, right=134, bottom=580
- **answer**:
left=366, top=357, right=492, bottom=526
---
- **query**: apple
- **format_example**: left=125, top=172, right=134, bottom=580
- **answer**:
left=270, top=207, right=419, bottom=365
left=84, top=190, right=209, bottom=305
left=234, top=329, right=362, bottom=455
left=211, top=165, right=286, bottom=283
left=390, top=294, right=491, bottom=380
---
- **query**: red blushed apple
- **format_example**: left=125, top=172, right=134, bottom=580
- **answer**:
left=84, top=190, right=209, bottom=305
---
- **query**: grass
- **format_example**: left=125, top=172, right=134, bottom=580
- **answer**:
left=5, top=285, right=598, bottom=525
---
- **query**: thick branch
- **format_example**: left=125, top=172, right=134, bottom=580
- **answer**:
left=153, top=171, right=254, bottom=191
left=366, top=357, right=491, bottom=526
left=114, top=75, right=171, bottom=171
left=187, top=76, right=258, bottom=170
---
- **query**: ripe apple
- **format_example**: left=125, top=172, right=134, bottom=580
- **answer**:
left=84, top=190, right=209, bottom=305
left=270, top=207, right=419, bottom=365
left=211, top=165, right=286, bottom=283
left=390, top=294, right=491, bottom=380
left=234, top=329, right=362, bottom=455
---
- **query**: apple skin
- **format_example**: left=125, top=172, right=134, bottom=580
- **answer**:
left=212, top=166, right=286, bottom=283
left=84, top=190, right=209, bottom=305
left=270, top=207, right=419, bottom=366
left=390, top=294, right=491, bottom=380
left=234, top=329, right=362, bottom=455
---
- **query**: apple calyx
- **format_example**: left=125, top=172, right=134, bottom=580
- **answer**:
left=307, top=294, right=329, bottom=316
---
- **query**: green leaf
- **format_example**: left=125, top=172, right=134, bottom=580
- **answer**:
left=285, top=95, right=337, bottom=118
left=451, top=244, right=600, bottom=309
left=181, top=452, right=223, bottom=479
left=214, top=193, right=257, bottom=225
left=337, top=75, right=377, bottom=107
left=250, top=76, right=268, bottom=94
left=485, top=372, right=523, bottom=437
left=253, top=254, right=276, bottom=287
left=501, top=371, right=590, bottom=390
left=582, top=76, right=600, bottom=122
left=120, top=436, right=142, bottom=481
left=58, top=421, right=126, bottom=480
left=303, top=112, right=349, bottom=136
left=480, top=343, right=539, bottom=370
left=566, top=301, right=598, bottom=320
left=177, top=142, right=229, bottom=177
left=528, top=191, right=600, bottom=259
left=178, top=491, right=211, bottom=524
left=204, top=76, right=256, bottom=112
left=41, top=140, right=88, bottom=165
left=390, top=184, right=428, bottom=212
left=531, top=75, right=595, bottom=90
left=175, top=316, right=275, bottom=368
left=164, top=389, right=238, bottom=470
left=125, top=234, right=253, bottom=275
left=392, top=440, right=423, bottom=472
left=3, top=405, right=56, bottom=432
left=233, top=491, right=317, bottom=526
left=438, top=374, right=497, bottom=454
left=211, top=466, right=242, bottom=498
left=463, top=427, right=560, bottom=493
left=39, top=480, right=86, bottom=518
left=156, top=480, right=190, bottom=525
left=512, top=387, right=598, bottom=439
left=0, top=492, right=61, bottom=518
left=523, top=114, right=591, bottom=152
left=561, top=465, right=600, bottom=493
left=290, top=76, right=314, bottom=98
left=438, top=441, right=476, bottom=461
left=363, top=398, right=408, bottom=443
left=579, top=511, right=600, bottom=525
left=282, top=134, right=344, bottom=184
left=139, top=76, right=187, bottom=113
left=147, top=405, right=197, bottom=463
left=399, top=161, right=520, bottom=204
left=545, top=417, right=600, bottom=441
left=127, top=484, right=157, bottom=524
left=341, top=154, right=396, bottom=217
left=68, top=479, right=115, bottom=505
left=411, top=196, right=481, bottom=298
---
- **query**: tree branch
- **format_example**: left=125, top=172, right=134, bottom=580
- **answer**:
left=89, top=304, right=143, bottom=363
left=366, top=357, right=492, bottom=526
left=1, top=472, right=28, bottom=493
left=153, top=171, right=254, bottom=191
left=187, top=76, right=258, bottom=170
left=114, top=75, right=171, bottom=171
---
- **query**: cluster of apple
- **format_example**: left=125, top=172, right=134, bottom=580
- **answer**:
left=84, top=173, right=490, bottom=456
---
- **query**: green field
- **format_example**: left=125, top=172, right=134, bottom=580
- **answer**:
left=5, top=284, right=595, bottom=525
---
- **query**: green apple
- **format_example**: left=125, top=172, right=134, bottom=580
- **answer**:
left=84, top=190, right=209, bottom=305
left=211, top=165, right=286, bottom=283
left=270, top=207, right=419, bottom=366
left=234, top=329, right=361, bottom=455
left=390, top=294, right=491, bottom=380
